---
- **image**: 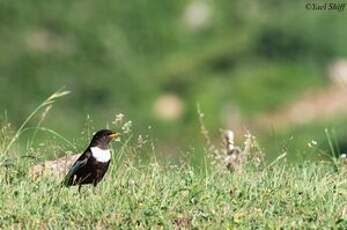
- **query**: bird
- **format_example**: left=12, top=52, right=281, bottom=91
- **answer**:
left=63, top=129, right=120, bottom=191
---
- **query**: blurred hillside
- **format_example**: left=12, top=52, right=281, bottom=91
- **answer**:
left=1, top=0, right=347, bottom=158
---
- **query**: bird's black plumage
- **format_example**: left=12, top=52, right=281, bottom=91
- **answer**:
left=64, top=129, right=119, bottom=190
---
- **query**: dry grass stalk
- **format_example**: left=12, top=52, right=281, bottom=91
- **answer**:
left=223, top=130, right=262, bottom=171
left=197, top=104, right=220, bottom=165
left=224, top=130, right=244, bottom=171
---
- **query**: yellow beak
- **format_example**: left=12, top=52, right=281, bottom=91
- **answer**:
left=108, top=132, right=120, bottom=139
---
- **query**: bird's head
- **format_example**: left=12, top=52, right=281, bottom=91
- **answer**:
left=90, top=129, right=120, bottom=148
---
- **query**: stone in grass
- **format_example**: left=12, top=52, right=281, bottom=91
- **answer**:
left=30, top=153, right=79, bottom=179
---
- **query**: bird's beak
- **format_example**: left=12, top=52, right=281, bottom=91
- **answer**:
left=108, top=132, right=120, bottom=139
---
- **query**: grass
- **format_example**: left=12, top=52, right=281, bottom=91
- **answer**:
left=1, top=119, right=347, bottom=228
left=1, top=146, right=347, bottom=228
left=1, top=92, right=347, bottom=229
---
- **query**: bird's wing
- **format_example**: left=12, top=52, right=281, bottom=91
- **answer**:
left=63, top=152, right=90, bottom=186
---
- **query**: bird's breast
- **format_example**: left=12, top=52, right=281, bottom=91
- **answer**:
left=90, top=146, right=111, bottom=163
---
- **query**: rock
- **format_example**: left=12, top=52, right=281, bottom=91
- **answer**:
left=25, top=29, right=75, bottom=54
left=328, top=59, right=347, bottom=86
left=257, top=85, right=347, bottom=127
left=30, top=154, right=79, bottom=179
left=183, top=1, right=211, bottom=32
left=153, top=94, right=184, bottom=121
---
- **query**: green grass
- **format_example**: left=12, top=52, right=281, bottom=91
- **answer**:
left=1, top=145, right=347, bottom=228
left=1, top=92, right=347, bottom=229
left=1, top=1, right=347, bottom=227
left=1, top=109, right=347, bottom=229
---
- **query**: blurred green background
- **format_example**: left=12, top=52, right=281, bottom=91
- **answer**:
left=1, top=0, right=347, bottom=160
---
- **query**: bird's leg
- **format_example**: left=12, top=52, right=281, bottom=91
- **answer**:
left=77, top=174, right=91, bottom=194
left=92, top=180, right=98, bottom=194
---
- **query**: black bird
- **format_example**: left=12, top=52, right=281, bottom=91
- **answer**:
left=64, top=129, right=120, bottom=191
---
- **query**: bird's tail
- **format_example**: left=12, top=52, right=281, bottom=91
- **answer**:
left=63, top=175, right=74, bottom=187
